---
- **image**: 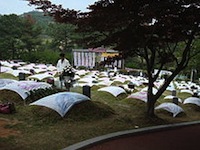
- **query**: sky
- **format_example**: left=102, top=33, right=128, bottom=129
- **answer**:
left=0, top=0, right=97, bottom=15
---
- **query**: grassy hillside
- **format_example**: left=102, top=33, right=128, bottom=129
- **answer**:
left=0, top=84, right=200, bottom=149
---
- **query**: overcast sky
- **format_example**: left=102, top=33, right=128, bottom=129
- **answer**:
left=0, top=0, right=97, bottom=15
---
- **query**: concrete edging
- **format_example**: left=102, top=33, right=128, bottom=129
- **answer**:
left=63, top=120, right=200, bottom=150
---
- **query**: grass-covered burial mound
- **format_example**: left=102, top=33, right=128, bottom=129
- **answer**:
left=30, top=100, right=115, bottom=122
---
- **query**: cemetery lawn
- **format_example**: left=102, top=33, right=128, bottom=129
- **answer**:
left=0, top=86, right=200, bottom=150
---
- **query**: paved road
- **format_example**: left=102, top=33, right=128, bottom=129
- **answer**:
left=86, top=124, right=200, bottom=150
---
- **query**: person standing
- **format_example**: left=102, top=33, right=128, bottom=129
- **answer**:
left=56, top=53, right=71, bottom=75
left=56, top=53, right=71, bottom=90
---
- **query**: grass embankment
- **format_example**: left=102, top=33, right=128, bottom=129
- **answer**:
left=0, top=80, right=200, bottom=149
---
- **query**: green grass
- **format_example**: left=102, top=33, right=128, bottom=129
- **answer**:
left=0, top=73, right=18, bottom=80
left=0, top=84, right=200, bottom=150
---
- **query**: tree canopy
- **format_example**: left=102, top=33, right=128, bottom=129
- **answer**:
left=26, top=0, right=200, bottom=116
left=0, top=14, right=42, bottom=60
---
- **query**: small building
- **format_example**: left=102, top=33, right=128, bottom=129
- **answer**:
left=72, top=48, right=124, bottom=69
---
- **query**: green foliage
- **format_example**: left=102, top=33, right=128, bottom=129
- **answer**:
left=25, top=88, right=60, bottom=104
left=21, top=49, right=60, bottom=64
left=74, top=0, right=200, bottom=117
left=47, top=22, right=82, bottom=51
left=21, top=11, right=53, bottom=34
left=125, top=56, right=146, bottom=69
left=0, top=14, right=42, bottom=60
left=0, top=14, right=23, bottom=59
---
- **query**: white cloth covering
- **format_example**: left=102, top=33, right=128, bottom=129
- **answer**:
left=30, top=92, right=90, bottom=117
left=98, top=86, right=126, bottom=97
left=155, top=102, right=184, bottom=117
left=127, top=91, right=147, bottom=102
left=183, top=97, right=200, bottom=106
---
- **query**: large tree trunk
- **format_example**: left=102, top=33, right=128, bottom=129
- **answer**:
left=147, top=95, right=156, bottom=117
left=145, top=67, right=155, bottom=116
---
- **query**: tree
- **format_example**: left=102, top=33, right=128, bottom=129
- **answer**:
left=0, top=14, right=23, bottom=59
left=47, top=23, right=80, bottom=51
left=183, top=39, right=200, bottom=80
left=21, top=14, right=42, bottom=53
left=26, top=0, right=200, bottom=117
left=0, top=14, right=42, bottom=60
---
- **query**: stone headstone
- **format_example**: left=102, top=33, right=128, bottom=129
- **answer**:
left=83, top=85, right=91, bottom=98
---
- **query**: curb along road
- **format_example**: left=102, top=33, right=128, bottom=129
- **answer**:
left=63, top=121, right=200, bottom=150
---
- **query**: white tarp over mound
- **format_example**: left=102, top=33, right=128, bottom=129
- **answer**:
left=183, top=97, right=200, bottom=106
left=141, top=87, right=158, bottom=95
left=0, top=83, right=29, bottom=100
left=17, top=81, right=52, bottom=91
left=112, top=76, right=126, bottom=83
left=96, top=80, right=113, bottom=86
left=127, top=91, right=147, bottom=102
left=98, top=86, right=126, bottom=97
left=27, top=72, right=54, bottom=81
left=0, top=66, right=12, bottom=73
left=155, top=102, right=184, bottom=117
left=0, top=81, right=52, bottom=100
left=180, top=89, right=193, bottom=95
left=0, top=79, right=18, bottom=88
left=6, top=69, right=31, bottom=77
left=164, top=95, right=182, bottom=103
left=30, top=92, right=90, bottom=117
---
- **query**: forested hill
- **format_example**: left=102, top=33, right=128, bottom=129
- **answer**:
left=21, top=11, right=54, bottom=27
